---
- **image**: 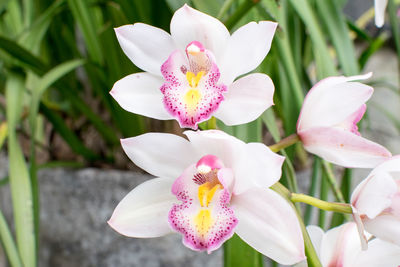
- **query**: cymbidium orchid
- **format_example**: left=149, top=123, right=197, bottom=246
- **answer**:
left=351, top=155, right=400, bottom=248
left=110, top=4, right=277, bottom=129
left=108, top=130, right=306, bottom=265
left=375, top=0, right=388, bottom=27
left=297, top=73, right=391, bottom=168
left=297, top=223, right=400, bottom=267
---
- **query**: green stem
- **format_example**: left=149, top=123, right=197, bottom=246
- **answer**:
left=291, top=193, right=352, bottom=214
left=207, top=117, right=217, bottom=130
left=321, top=160, right=346, bottom=203
left=224, top=0, right=260, bottom=30
left=268, top=133, right=300, bottom=152
left=271, top=183, right=322, bottom=267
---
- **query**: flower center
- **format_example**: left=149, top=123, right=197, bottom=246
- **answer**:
left=160, top=40, right=227, bottom=129
left=168, top=154, right=237, bottom=252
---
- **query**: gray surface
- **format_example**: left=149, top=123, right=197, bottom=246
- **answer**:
left=0, top=161, right=222, bottom=267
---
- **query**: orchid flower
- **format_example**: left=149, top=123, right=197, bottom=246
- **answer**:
left=375, top=0, right=388, bottom=27
left=351, top=155, right=400, bottom=248
left=297, top=223, right=400, bottom=267
left=110, top=4, right=277, bottom=129
left=296, top=73, right=391, bottom=168
left=108, top=130, right=305, bottom=265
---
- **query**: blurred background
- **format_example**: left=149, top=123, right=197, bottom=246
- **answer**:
left=0, top=0, right=399, bottom=266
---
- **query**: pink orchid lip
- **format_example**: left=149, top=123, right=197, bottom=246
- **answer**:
left=160, top=40, right=227, bottom=129
left=168, top=154, right=238, bottom=253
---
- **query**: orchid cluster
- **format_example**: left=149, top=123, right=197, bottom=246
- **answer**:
left=107, top=4, right=400, bottom=267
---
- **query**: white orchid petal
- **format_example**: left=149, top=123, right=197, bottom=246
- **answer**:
left=215, top=73, right=275, bottom=126
left=375, top=0, right=389, bottom=27
left=364, top=214, right=400, bottom=246
left=297, top=73, right=373, bottom=131
left=232, top=142, right=284, bottom=195
left=110, top=72, right=172, bottom=120
left=320, top=223, right=361, bottom=267
left=108, top=178, right=175, bottom=237
left=184, top=130, right=284, bottom=194
left=351, top=172, right=397, bottom=218
left=115, top=24, right=176, bottom=75
left=184, top=130, right=245, bottom=168
left=170, top=4, right=230, bottom=62
left=306, top=225, right=324, bottom=258
left=121, top=133, right=198, bottom=179
left=232, top=188, right=305, bottom=265
left=219, top=21, right=277, bottom=83
left=354, top=238, right=400, bottom=267
left=299, top=127, right=391, bottom=168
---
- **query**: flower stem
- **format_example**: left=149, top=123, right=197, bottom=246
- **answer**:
left=291, top=193, right=353, bottom=214
left=321, top=160, right=346, bottom=203
left=224, top=0, right=261, bottom=30
left=271, top=183, right=322, bottom=267
left=268, top=133, right=300, bottom=152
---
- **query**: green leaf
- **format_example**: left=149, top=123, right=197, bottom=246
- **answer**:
left=288, top=0, right=337, bottom=78
left=18, top=0, right=65, bottom=54
left=316, top=0, right=359, bottom=75
left=6, top=73, right=36, bottom=267
left=0, top=209, right=23, bottom=267
left=224, top=234, right=263, bottom=267
left=67, top=0, right=104, bottom=64
left=0, top=36, right=46, bottom=74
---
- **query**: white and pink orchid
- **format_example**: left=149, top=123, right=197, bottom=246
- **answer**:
left=351, top=155, right=400, bottom=248
left=300, top=223, right=400, bottom=267
left=375, top=0, right=388, bottom=27
left=297, top=73, right=391, bottom=168
left=110, top=4, right=277, bottom=129
left=107, top=130, right=306, bottom=265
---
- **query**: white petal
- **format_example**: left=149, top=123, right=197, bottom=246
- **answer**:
left=306, top=225, right=324, bottom=258
left=184, top=130, right=245, bottom=168
left=110, top=72, right=172, bottom=120
left=214, top=73, right=275, bottom=126
left=320, top=223, right=361, bottom=267
left=232, top=142, right=284, bottom=195
left=364, top=214, right=400, bottom=246
left=170, top=4, right=230, bottom=62
left=297, top=73, right=373, bottom=131
left=232, top=188, right=305, bottom=265
left=121, top=133, right=199, bottom=179
left=115, top=24, right=176, bottom=76
left=375, top=0, right=389, bottom=27
left=108, top=178, right=175, bottom=237
left=299, top=127, right=391, bottom=168
left=354, top=239, right=400, bottom=267
left=351, top=172, right=397, bottom=218
left=184, top=130, right=284, bottom=194
left=219, top=21, right=277, bottom=84
left=370, top=155, right=400, bottom=177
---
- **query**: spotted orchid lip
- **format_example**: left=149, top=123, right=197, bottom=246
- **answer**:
left=168, top=155, right=238, bottom=253
left=160, top=41, right=227, bottom=129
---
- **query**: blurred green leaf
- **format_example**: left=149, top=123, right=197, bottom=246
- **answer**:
left=316, top=0, right=358, bottom=75
left=6, top=73, right=36, bottom=267
left=288, top=0, right=336, bottom=78
left=0, top=210, right=23, bottom=267
left=224, top=234, right=263, bottom=267
left=67, top=0, right=104, bottom=64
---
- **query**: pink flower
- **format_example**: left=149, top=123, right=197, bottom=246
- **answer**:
left=375, top=0, right=388, bottom=27
left=300, top=223, right=400, bottom=267
left=297, top=73, right=391, bottom=168
left=110, top=4, right=277, bottom=129
left=107, top=130, right=305, bottom=265
left=351, top=155, right=400, bottom=248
